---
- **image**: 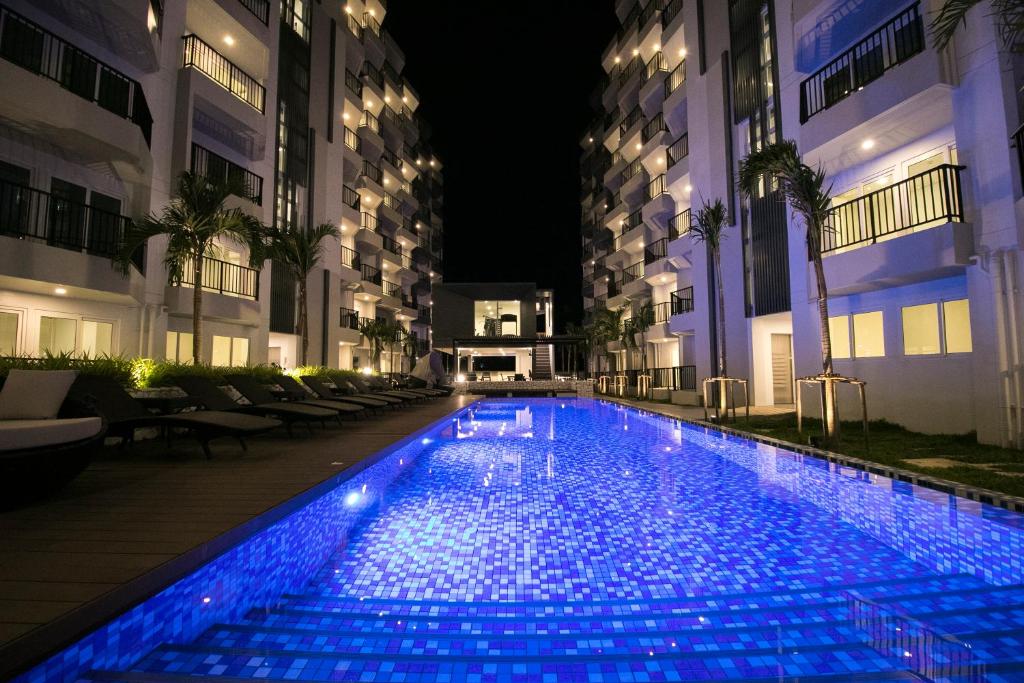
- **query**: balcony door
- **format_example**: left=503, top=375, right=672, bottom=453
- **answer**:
left=770, top=333, right=793, bottom=405
left=87, top=191, right=122, bottom=256
left=903, top=150, right=951, bottom=232
left=48, top=178, right=87, bottom=250
left=0, top=160, right=30, bottom=237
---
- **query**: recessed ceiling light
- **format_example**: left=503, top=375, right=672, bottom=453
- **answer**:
left=861, top=138, right=875, bottom=150
left=679, top=48, right=687, bottom=57
left=223, top=34, right=235, bottom=46
left=685, top=184, right=692, bottom=192
left=55, top=287, right=67, bottom=295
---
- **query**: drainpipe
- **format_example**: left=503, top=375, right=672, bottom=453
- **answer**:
left=137, top=304, right=146, bottom=357
left=992, top=249, right=1024, bottom=448
left=1005, top=250, right=1024, bottom=447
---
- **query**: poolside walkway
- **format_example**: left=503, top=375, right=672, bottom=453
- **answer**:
left=598, top=395, right=795, bottom=421
left=0, top=394, right=471, bottom=678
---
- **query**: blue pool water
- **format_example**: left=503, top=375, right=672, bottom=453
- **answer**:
left=21, top=399, right=1024, bottom=682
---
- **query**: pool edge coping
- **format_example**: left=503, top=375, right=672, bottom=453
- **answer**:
left=0, top=400, right=474, bottom=682
left=596, top=396, right=1024, bottom=515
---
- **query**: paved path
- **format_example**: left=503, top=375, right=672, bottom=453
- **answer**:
left=0, top=395, right=471, bottom=677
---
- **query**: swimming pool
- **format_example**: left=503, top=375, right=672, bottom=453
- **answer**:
left=18, top=398, right=1024, bottom=681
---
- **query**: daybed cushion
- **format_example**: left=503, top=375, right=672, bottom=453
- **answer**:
left=0, top=369, right=78, bottom=420
left=0, top=417, right=103, bottom=451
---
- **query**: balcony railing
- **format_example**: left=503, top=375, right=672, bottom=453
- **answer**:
left=342, top=184, right=360, bottom=210
left=622, top=260, right=644, bottom=284
left=670, top=286, right=694, bottom=314
left=667, top=133, right=689, bottom=167
left=607, top=276, right=621, bottom=298
left=622, top=158, right=644, bottom=184
left=238, top=0, right=269, bottom=24
left=0, top=178, right=144, bottom=272
left=619, top=55, right=644, bottom=85
left=642, top=52, right=666, bottom=83
left=182, top=34, right=265, bottom=113
left=340, top=244, right=360, bottom=270
left=1013, top=122, right=1024, bottom=195
left=823, top=164, right=965, bottom=253
left=651, top=301, right=672, bottom=324
left=343, top=126, right=360, bottom=152
left=179, top=256, right=258, bottom=299
left=359, top=111, right=380, bottom=135
left=416, top=306, right=431, bottom=323
left=361, top=160, right=383, bottom=184
left=381, top=146, right=403, bottom=170
left=642, top=113, right=667, bottom=143
left=381, top=234, right=401, bottom=256
left=345, top=69, right=362, bottom=96
left=653, top=365, right=696, bottom=391
left=644, top=174, right=668, bottom=203
left=624, top=208, right=643, bottom=231
left=361, top=263, right=382, bottom=286
left=363, top=62, right=384, bottom=89
left=0, top=6, right=153, bottom=145
left=360, top=212, right=378, bottom=233
left=644, top=238, right=669, bottom=265
left=382, top=191, right=401, bottom=212
left=669, top=208, right=691, bottom=237
left=345, top=12, right=362, bottom=38
left=619, top=105, right=643, bottom=136
left=191, top=143, right=262, bottom=205
left=340, top=306, right=359, bottom=330
left=638, top=0, right=663, bottom=32
left=800, top=2, right=924, bottom=123
left=362, top=12, right=381, bottom=38
left=665, top=60, right=686, bottom=97
left=662, top=0, right=683, bottom=26
left=382, top=278, right=401, bottom=298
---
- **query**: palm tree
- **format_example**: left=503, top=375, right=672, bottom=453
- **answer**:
left=739, top=139, right=840, bottom=441
left=592, top=307, right=625, bottom=374
left=358, top=317, right=390, bottom=372
left=689, top=199, right=730, bottom=381
left=930, top=0, right=1024, bottom=53
left=267, top=223, right=340, bottom=366
left=565, top=322, right=590, bottom=378
left=628, top=301, right=655, bottom=397
left=116, top=172, right=267, bottom=364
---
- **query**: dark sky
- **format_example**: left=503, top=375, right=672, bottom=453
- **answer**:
left=385, top=2, right=618, bottom=331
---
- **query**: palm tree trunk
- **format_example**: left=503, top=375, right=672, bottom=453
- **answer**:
left=714, top=249, right=728, bottom=418
left=809, top=222, right=838, bottom=441
left=298, top=279, right=308, bottom=366
left=192, top=253, right=204, bottom=364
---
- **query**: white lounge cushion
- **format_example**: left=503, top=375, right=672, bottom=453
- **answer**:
left=0, top=369, right=78, bottom=420
left=0, top=417, right=103, bottom=452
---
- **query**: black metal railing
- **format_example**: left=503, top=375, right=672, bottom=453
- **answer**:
left=361, top=263, right=382, bottom=286
left=381, top=104, right=403, bottom=127
left=607, top=276, right=622, bottom=298
left=670, top=286, right=694, bottom=314
left=362, top=62, right=384, bottom=89
left=662, top=0, right=683, bottom=26
left=362, top=12, right=381, bottom=38
left=179, top=256, right=257, bottom=299
left=343, top=126, right=360, bottom=152
left=644, top=174, right=668, bottom=202
left=382, top=278, right=401, bottom=298
left=823, top=164, right=965, bottom=253
left=638, top=0, right=663, bottom=31
left=340, top=306, right=359, bottom=330
left=382, top=191, right=401, bottom=212
left=381, top=234, right=401, bottom=256
left=417, top=306, right=431, bottom=323
left=800, top=3, right=924, bottom=123
left=651, top=301, right=672, bottom=324
left=342, top=184, right=360, bottom=210
left=619, top=55, right=644, bottom=85
left=653, top=365, right=696, bottom=391
left=361, top=160, right=382, bottom=184
left=360, top=211, right=378, bottom=232
left=190, top=143, right=262, bottom=205
left=667, top=133, right=689, bottom=167
left=622, top=158, right=644, bottom=184
left=238, top=0, right=269, bottom=24
left=642, top=112, right=667, bottom=143
left=359, top=111, right=380, bottom=134
left=622, top=260, right=644, bottom=284
left=624, top=208, right=643, bottom=231
left=381, top=146, right=402, bottom=170
left=340, top=244, right=360, bottom=270
left=0, top=178, right=144, bottom=272
left=182, top=34, right=265, bottom=113
left=345, top=68, right=362, bottom=96
left=642, top=51, right=666, bottom=83
left=619, top=105, right=643, bottom=136
left=665, top=59, right=686, bottom=97
left=345, top=12, right=362, bottom=38
left=645, top=238, right=669, bottom=265
left=1014, top=122, right=1024, bottom=195
left=669, top=208, right=691, bottom=236
left=0, top=5, right=153, bottom=145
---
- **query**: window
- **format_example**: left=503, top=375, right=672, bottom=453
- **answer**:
left=166, top=331, right=194, bottom=363
left=0, top=311, right=18, bottom=355
left=231, top=337, right=250, bottom=367
left=852, top=311, right=884, bottom=358
left=902, top=303, right=940, bottom=355
left=212, top=335, right=249, bottom=367
left=81, top=320, right=113, bottom=357
left=828, top=315, right=851, bottom=359
left=943, top=299, right=972, bottom=353
left=39, top=316, right=76, bottom=355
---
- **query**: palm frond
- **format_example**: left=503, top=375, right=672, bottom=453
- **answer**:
left=689, top=198, right=729, bottom=249
left=929, top=0, right=985, bottom=51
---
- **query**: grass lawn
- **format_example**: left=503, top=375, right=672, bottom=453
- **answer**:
left=732, top=413, right=1024, bottom=499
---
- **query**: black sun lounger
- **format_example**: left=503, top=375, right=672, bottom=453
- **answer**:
left=226, top=375, right=364, bottom=422
left=172, top=376, right=338, bottom=436
left=364, top=376, right=441, bottom=398
left=299, top=375, right=393, bottom=409
left=68, top=375, right=281, bottom=458
left=350, top=376, right=424, bottom=402
left=272, top=376, right=368, bottom=418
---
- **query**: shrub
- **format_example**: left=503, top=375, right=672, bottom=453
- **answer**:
left=142, top=361, right=226, bottom=388
left=0, top=352, right=134, bottom=385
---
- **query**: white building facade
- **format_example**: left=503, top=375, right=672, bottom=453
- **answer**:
left=580, top=0, right=1024, bottom=447
left=0, top=0, right=443, bottom=371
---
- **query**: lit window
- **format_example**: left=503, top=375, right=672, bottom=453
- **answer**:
left=852, top=311, right=884, bottom=358
left=39, top=316, right=76, bottom=355
left=0, top=311, right=18, bottom=356
left=81, top=321, right=113, bottom=357
left=943, top=299, right=972, bottom=353
left=902, top=303, right=940, bottom=355
left=828, top=315, right=850, bottom=359
left=231, top=337, right=250, bottom=367
left=166, top=331, right=194, bottom=364
left=212, top=336, right=232, bottom=366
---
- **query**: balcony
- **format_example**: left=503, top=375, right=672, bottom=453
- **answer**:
left=340, top=244, right=360, bottom=272
left=0, top=6, right=152, bottom=166
left=177, top=256, right=258, bottom=299
left=800, top=3, right=924, bottom=124
left=669, top=208, right=691, bottom=238
left=640, top=52, right=668, bottom=111
left=361, top=263, right=382, bottom=289
left=652, top=365, right=696, bottom=391
left=239, top=0, right=270, bottom=24
left=343, top=126, right=361, bottom=153
left=182, top=34, right=265, bottom=113
left=360, top=160, right=383, bottom=186
left=190, top=144, right=262, bottom=205
left=665, top=60, right=686, bottom=98
left=344, top=69, right=363, bottom=98
left=641, top=113, right=668, bottom=144
left=821, top=164, right=973, bottom=295
left=340, top=306, right=360, bottom=330
left=670, top=286, right=694, bottom=315
left=620, top=158, right=648, bottom=205
left=381, top=278, right=401, bottom=300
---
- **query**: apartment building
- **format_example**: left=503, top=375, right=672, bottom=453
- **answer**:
left=580, top=0, right=1024, bottom=447
left=0, top=0, right=443, bottom=372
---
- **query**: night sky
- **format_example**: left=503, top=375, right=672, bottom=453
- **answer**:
left=385, top=2, right=618, bottom=331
